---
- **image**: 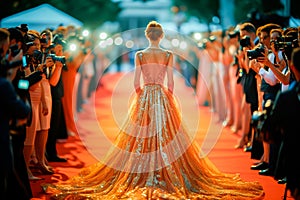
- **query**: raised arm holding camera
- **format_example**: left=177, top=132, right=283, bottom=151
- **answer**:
left=234, top=22, right=259, bottom=150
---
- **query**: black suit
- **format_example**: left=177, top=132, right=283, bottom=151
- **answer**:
left=266, top=81, right=300, bottom=196
left=0, top=77, right=31, bottom=200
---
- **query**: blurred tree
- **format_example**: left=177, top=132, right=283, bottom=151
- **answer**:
left=0, top=0, right=120, bottom=29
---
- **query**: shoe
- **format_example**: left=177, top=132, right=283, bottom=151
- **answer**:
left=28, top=175, right=43, bottom=181
left=28, top=170, right=44, bottom=181
left=252, top=161, right=263, bottom=165
left=277, top=177, right=287, bottom=184
left=251, top=162, right=269, bottom=170
left=235, top=136, right=248, bottom=149
left=234, top=144, right=244, bottom=149
left=67, top=130, right=76, bottom=137
left=36, top=162, right=54, bottom=175
left=244, top=146, right=252, bottom=152
left=47, top=156, right=67, bottom=162
left=222, top=119, right=233, bottom=127
left=259, top=168, right=274, bottom=176
left=230, top=126, right=238, bottom=133
left=57, top=139, right=67, bottom=143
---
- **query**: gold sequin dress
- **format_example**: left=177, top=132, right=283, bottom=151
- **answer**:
left=43, top=50, right=264, bottom=199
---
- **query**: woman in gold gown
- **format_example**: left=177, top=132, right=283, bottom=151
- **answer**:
left=43, top=21, right=264, bottom=200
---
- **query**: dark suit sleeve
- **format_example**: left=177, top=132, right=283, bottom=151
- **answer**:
left=3, top=81, right=30, bottom=119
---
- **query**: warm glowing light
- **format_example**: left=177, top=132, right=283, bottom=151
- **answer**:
left=125, top=40, right=134, bottom=48
left=114, top=37, right=123, bottom=45
left=99, top=32, right=108, bottom=40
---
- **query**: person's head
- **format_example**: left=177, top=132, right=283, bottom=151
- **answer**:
left=0, top=28, right=10, bottom=57
left=145, top=21, right=164, bottom=42
left=8, top=27, right=24, bottom=56
left=270, top=28, right=283, bottom=52
left=25, top=30, right=41, bottom=54
left=16, top=24, right=29, bottom=36
left=53, top=26, right=67, bottom=39
left=40, top=29, right=53, bottom=49
left=239, top=22, right=256, bottom=43
left=259, top=23, right=281, bottom=48
left=51, top=34, right=66, bottom=56
left=270, top=28, right=283, bottom=40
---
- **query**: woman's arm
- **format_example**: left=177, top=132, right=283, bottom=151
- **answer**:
left=134, top=52, right=142, bottom=93
left=257, top=56, right=290, bottom=85
left=166, top=52, right=174, bottom=93
left=49, top=61, right=63, bottom=86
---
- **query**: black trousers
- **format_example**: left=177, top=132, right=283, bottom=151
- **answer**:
left=46, top=98, right=66, bottom=158
left=11, top=132, right=32, bottom=199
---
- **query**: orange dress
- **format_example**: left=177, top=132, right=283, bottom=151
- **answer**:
left=43, top=50, right=264, bottom=199
left=61, top=57, right=82, bottom=135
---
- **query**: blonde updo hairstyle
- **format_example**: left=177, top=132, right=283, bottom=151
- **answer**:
left=145, top=21, right=163, bottom=41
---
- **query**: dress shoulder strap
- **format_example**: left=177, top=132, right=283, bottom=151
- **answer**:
left=165, top=50, right=171, bottom=65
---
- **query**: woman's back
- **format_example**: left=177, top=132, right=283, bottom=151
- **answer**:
left=137, top=48, right=171, bottom=85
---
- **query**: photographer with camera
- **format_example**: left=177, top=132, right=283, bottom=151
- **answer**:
left=258, top=28, right=299, bottom=91
left=0, top=28, right=31, bottom=200
left=248, top=23, right=285, bottom=178
left=22, top=29, right=60, bottom=180
left=7, top=27, right=34, bottom=198
left=233, top=22, right=259, bottom=150
left=250, top=24, right=298, bottom=179
left=46, top=32, right=68, bottom=162
left=261, top=47, right=300, bottom=200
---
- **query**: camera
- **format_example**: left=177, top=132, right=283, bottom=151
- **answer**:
left=247, top=44, right=265, bottom=60
left=47, top=53, right=68, bottom=71
left=271, top=36, right=294, bottom=51
left=22, top=55, right=27, bottom=67
left=40, top=38, right=48, bottom=44
left=32, top=50, right=43, bottom=64
left=239, top=35, right=251, bottom=48
left=47, top=54, right=66, bottom=64
left=10, top=44, right=21, bottom=57
left=17, top=79, right=29, bottom=90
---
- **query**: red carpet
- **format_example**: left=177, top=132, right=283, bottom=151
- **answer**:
left=30, top=72, right=292, bottom=200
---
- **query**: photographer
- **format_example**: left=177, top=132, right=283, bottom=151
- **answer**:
left=23, top=29, right=55, bottom=180
left=7, top=27, right=33, bottom=198
left=262, top=47, right=300, bottom=200
left=246, top=24, right=281, bottom=174
left=252, top=25, right=298, bottom=179
left=258, top=28, right=299, bottom=90
left=234, top=22, right=259, bottom=150
left=0, top=28, right=31, bottom=200
left=46, top=33, right=68, bottom=162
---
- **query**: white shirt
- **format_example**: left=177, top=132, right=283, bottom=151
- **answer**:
left=258, top=51, right=284, bottom=86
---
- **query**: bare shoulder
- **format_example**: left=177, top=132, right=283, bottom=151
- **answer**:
left=162, top=48, right=173, bottom=55
left=135, top=50, right=143, bottom=56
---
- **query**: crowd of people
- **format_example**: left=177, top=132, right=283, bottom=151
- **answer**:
left=0, top=24, right=102, bottom=199
left=0, top=19, right=300, bottom=199
left=195, top=22, right=300, bottom=199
